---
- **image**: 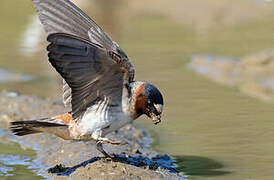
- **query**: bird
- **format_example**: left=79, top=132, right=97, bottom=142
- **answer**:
left=10, top=0, right=164, bottom=158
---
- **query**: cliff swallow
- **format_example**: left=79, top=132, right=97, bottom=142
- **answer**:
left=10, top=0, right=164, bottom=158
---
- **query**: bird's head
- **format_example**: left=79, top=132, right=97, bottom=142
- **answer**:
left=134, top=83, right=164, bottom=125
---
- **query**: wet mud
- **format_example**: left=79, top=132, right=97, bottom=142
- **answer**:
left=188, top=51, right=274, bottom=103
left=0, top=91, right=183, bottom=179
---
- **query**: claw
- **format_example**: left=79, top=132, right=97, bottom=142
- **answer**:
left=109, top=140, right=123, bottom=145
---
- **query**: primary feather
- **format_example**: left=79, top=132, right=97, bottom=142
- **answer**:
left=33, top=0, right=135, bottom=119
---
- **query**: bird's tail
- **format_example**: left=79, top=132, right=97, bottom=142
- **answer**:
left=10, top=117, right=71, bottom=140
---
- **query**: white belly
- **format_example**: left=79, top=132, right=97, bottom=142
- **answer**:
left=77, top=104, right=132, bottom=137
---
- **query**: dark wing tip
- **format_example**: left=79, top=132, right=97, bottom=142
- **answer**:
left=47, top=33, right=57, bottom=42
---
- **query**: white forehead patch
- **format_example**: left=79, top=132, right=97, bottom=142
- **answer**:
left=154, top=104, right=163, bottom=114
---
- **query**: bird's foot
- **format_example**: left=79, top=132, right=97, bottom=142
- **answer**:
left=106, top=139, right=127, bottom=145
left=97, top=137, right=127, bottom=145
left=96, top=141, right=111, bottom=158
left=96, top=140, right=125, bottom=158
left=102, top=154, right=120, bottom=162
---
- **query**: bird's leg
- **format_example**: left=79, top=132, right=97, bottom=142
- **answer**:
left=96, top=141, right=111, bottom=158
left=92, top=130, right=112, bottom=158
left=92, top=129, right=126, bottom=158
left=92, top=129, right=126, bottom=145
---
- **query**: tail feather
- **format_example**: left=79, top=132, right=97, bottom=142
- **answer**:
left=10, top=119, right=70, bottom=139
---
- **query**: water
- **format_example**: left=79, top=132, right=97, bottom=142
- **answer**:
left=0, top=128, right=42, bottom=179
left=0, top=69, right=33, bottom=83
left=1, top=0, right=274, bottom=179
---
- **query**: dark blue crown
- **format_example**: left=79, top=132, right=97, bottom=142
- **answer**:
left=145, top=84, right=164, bottom=105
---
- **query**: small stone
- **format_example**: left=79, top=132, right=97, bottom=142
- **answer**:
left=132, top=149, right=142, bottom=154
left=6, top=92, right=18, bottom=98
left=48, top=164, right=67, bottom=174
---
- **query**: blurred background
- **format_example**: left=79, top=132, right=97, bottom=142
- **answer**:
left=1, top=0, right=274, bottom=179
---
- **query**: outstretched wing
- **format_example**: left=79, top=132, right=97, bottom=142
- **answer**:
left=33, top=0, right=135, bottom=117
left=47, top=33, right=124, bottom=119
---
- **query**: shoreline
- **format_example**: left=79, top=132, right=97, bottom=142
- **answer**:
left=0, top=91, right=184, bottom=179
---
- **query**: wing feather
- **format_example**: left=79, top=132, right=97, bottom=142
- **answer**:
left=63, top=80, right=72, bottom=110
left=33, top=0, right=135, bottom=114
left=47, top=33, right=123, bottom=119
left=33, top=0, right=113, bottom=47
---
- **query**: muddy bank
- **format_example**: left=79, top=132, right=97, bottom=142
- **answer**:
left=0, top=91, right=183, bottom=179
left=188, top=51, right=274, bottom=103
